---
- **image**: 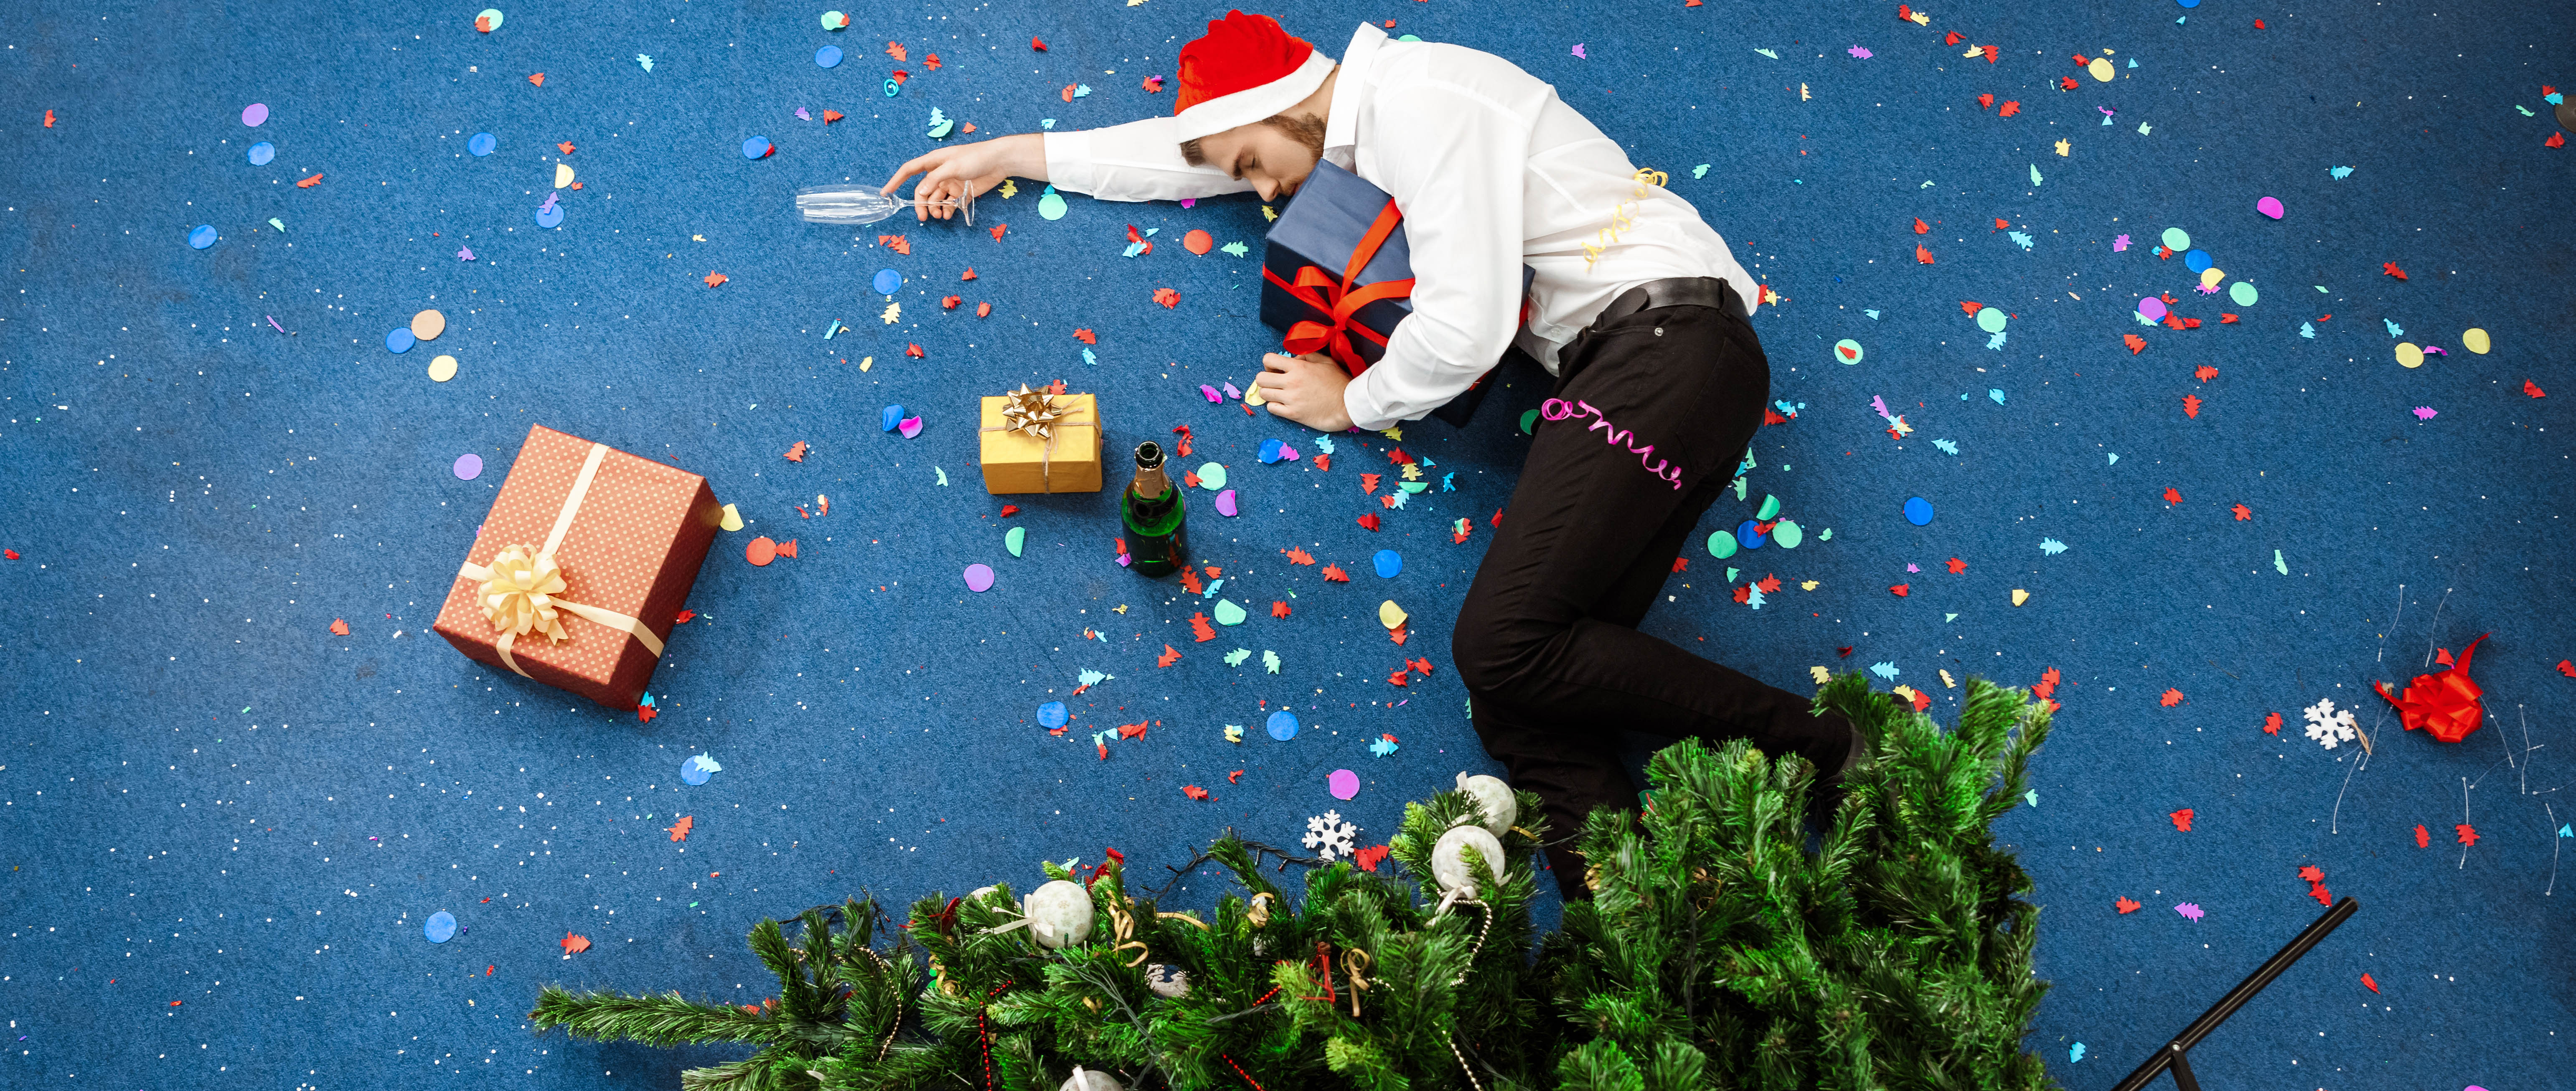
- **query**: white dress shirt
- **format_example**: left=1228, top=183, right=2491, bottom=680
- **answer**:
left=1044, top=23, right=1759, bottom=431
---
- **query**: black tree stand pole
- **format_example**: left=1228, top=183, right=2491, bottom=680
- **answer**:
left=2109, top=896, right=2360, bottom=1091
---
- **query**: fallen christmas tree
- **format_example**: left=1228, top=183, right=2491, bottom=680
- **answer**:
left=530, top=672, right=2055, bottom=1091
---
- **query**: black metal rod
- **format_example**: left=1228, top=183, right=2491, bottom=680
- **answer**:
left=2166, top=1046, right=2200, bottom=1091
left=2106, top=896, right=2358, bottom=1091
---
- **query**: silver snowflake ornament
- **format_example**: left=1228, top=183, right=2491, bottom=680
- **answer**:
left=2302, top=697, right=2358, bottom=749
left=1301, top=809, right=1359, bottom=860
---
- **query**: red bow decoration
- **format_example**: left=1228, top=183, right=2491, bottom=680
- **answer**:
left=2374, top=632, right=2490, bottom=743
left=1262, top=199, right=1415, bottom=374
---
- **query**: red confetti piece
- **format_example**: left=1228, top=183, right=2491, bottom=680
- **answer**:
left=745, top=537, right=778, bottom=566
left=2361, top=972, right=2378, bottom=993
left=2181, top=393, right=2202, bottom=418
left=1182, top=229, right=1213, bottom=254
left=296, top=173, right=324, bottom=188
left=2527, top=380, right=2547, bottom=398
left=1357, top=513, right=1381, bottom=531
left=999, top=504, right=1021, bottom=518
left=1889, top=584, right=1909, bottom=597
left=784, top=441, right=808, bottom=462
left=1407, top=658, right=1434, bottom=677
left=528, top=73, right=545, bottom=86
left=940, top=295, right=961, bottom=310
left=2115, top=896, right=2142, bottom=914
left=1944, top=31, right=1963, bottom=45
left=1271, top=601, right=1291, bottom=619
left=2416, top=824, right=2431, bottom=847
left=1946, top=557, right=1966, bottom=574
left=1142, top=76, right=1164, bottom=93
left=877, top=234, right=912, bottom=255
left=2031, top=667, right=2060, bottom=699
left=1171, top=424, right=1194, bottom=457
left=41, top=110, right=52, bottom=127
left=2160, top=688, right=2185, bottom=707
left=1227, top=770, right=1244, bottom=784
left=988, top=224, right=1008, bottom=241
left=667, top=815, right=693, bottom=842
left=1073, top=328, right=1097, bottom=344
left=1361, top=473, right=1382, bottom=495
left=1390, top=622, right=1408, bottom=645
left=2557, top=660, right=2575, bottom=676
left=2263, top=711, right=2281, bottom=735
left=1189, top=614, right=1216, bottom=642
left=2163, top=487, right=2182, bottom=505
left=1997, top=100, right=2021, bottom=117
left=1389, top=666, right=1410, bottom=687
left=1982, top=44, right=1998, bottom=63
left=2383, top=262, right=2408, bottom=280
left=1322, top=565, right=1351, bottom=583
left=1181, top=784, right=1210, bottom=801
left=1312, top=453, right=1331, bottom=471
left=557, top=141, right=577, bottom=155
left=2194, top=365, right=2220, bottom=381
left=886, top=41, right=907, bottom=61
left=1977, top=93, right=1994, bottom=110
left=329, top=618, right=350, bottom=635
left=2297, top=865, right=2323, bottom=883
left=2170, top=808, right=2194, bottom=832
left=1961, top=300, right=1984, bottom=314
left=1733, top=585, right=1753, bottom=605
left=1671, top=557, right=1689, bottom=574
left=2219, top=312, right=2239, bottom=323
left=1352, top=845, right=1390, bottom=872
left=2123, top=333, right=2147, bottom=354
left=1914, top=218, right=1931, bottom=234
left=975, top=301, right=993, bottom=318
left=1281, top=547, right=1316, bottom=566
left=1031, top=36, right=1047, bottom=51
left=1491, top=508, right=1505, bottom=527
left=1061, top=84, right=1078, bottom=102
left=561, top=933, right=590, bottom=954
left=904, top=343, right=924, bottom=358
left=2551, top=131, right=2568, bottom=149
left=704, top=271, right=728, bottom=288
left=1117, top=722, right=1148, bottom=739
left=2059, top=76, right=2079, bottom=91
left=2456, top=824, right=2479, bottom=847
left=1178, top=566, right=1203, bottom=594
left=822, top=109, right=843, bottom=124
left=2309, top=883, right=2332, bottom=906
left=774, top=539, right=797, bottom=558
left=1915, top=244, right=1936, bottom=264
left=1756, top=573, right=1782, bottom=594
left=1156, top=644, right=1182, bottom=667
left=925, top=54, right=942, bottom=71
left=1152, top=287, right=1180, bottom=308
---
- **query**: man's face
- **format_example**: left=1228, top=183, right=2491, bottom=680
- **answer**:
left=1196, top=114, right=1326, bottom=202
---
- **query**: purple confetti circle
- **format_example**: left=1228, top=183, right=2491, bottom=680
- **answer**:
left=1215, top=488, right=1239, bottom=517
left=242, top=103, right=269, bottom=127
left=963, top=563, right=996, bottom=593
left=1327, top=769, right=1360, bottom=800
left=2137, top=296, right=2168, bottom=322
left=453, top=453, right=483, bottom=480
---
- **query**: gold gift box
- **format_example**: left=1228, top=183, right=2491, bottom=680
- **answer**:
left=978, top=393, right=1103, bottom=494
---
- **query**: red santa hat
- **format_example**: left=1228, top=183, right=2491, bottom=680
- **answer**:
left=1171, top=11, right=1336, bottom=143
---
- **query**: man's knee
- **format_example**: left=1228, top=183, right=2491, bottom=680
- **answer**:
left=1451, top=594, right=1543, bottom=700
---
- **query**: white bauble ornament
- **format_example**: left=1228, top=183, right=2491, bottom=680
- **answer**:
left=1060, top=1066, right=1122, bottom=1091
left=1454, top=772, right=1517, bottom=837
left=1022, top=880, right=1095, bottom=949
left=1431, top=824, right=1507, bottom=893
left=969, top=885, right=1001, bottom=902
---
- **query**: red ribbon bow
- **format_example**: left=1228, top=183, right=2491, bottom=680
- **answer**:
left=2375, top=632, right=2489, bottom=743
left=1261, top=198, right=1415, bottom=374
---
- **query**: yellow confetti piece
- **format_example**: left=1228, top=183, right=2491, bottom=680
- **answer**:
left=999, top=179, right=1017, bottom=199
left=1892, top=685, right=1921, bottom=703
left=554, top=162, right=574, bottom=188
left=2395, top=342, right=2424, bottom=368
left=1940, top=669, right=1957, bottom=689
left=427, top=354, right=458, bottom=382
left=1378, top=426, right=1403, bottom=441
left=1800, top=580, right=1819, bottom=591
left=882, top=301, right=902, bottom=325
left=1243, top=381, right=1266, bottom=406
left=1224, top=725, right=1244, bottom=743
left=2088, top=56, right=2116, bottom=82
left=1810, top=665, right=1831, bottom=685
left=1800, top=83, right=1811, bottom=101
left=1399, top=462, right=1422, bottom=481
left=1378, top=600, right=1408, bottom=630
left=2199, top=267, right=2226, bottom=290
left=1261, top=205, right=1278, bottom=222
left=2462, top=327, right=2491, bottom=354
left=2010, top=588, right=2030, bottom=606
left=2054, top=139, right=2070, bottom=157
left=719, top=503, right=744, bottom=532
left=859, top=355, right=873, bottom=371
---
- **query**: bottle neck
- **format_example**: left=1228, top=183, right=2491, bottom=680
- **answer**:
left=1131, top=465, right=1170, bottom=500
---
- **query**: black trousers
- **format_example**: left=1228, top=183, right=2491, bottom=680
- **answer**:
left=1452, top=302, right=1852, bottom=898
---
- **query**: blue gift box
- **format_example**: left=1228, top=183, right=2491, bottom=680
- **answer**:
left=1260, top=160, right=1531, bottom=425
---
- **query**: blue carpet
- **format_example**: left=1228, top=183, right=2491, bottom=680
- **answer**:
left=4, top=1, right=2572, bottom=1088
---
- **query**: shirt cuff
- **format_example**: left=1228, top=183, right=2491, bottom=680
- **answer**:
left=1041, top=129, right=1097, bottom=195
left=1342, top=368, right=1400, bottom=433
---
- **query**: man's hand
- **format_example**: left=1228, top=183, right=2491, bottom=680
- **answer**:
left=1255, top=352, right=1355, bottom=433
left=880, top=133, right=1047, bottom=221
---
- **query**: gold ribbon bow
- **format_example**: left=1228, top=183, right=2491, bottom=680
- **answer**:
left=454, top=441, right=666, bottom=680
left=980, top=385, right=1091, bottom=492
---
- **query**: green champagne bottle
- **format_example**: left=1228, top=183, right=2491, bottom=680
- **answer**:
left=1121, top=441, right=1187, bottom=577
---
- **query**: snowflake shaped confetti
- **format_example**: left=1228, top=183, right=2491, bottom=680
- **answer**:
left=1302, top=810, right=1359, bottom=860
left=2301, top=697, right=2358, bottom=749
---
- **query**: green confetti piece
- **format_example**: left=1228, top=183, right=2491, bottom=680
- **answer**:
left=1262, top=650, right=1280, bottom=674
left=934, top=467, right=948, bottom=486
left=1224, top=648, right=1251, bottom=667
left=1212, top=599, right=1247, bottom=626
left=1005, top=526, right=1025, bottom=557
left=1219, top=241, right=1248, bottom=257
left=1818, top=528, right=1832, bottom=541
left=2029, top=163, right=2043, bottom=186
left=2274, top=549, right=2289, bottom=575
left=1196, top=462, right=1227, bottom=490
left=2025, top=789, right=2038, bottom=807
left=267, top=218, right=286, bottom=233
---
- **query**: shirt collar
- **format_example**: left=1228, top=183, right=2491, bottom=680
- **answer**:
left=1322, top=23, right=1388, bottom=152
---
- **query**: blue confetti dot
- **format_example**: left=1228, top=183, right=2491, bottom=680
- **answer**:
left=681, top=757, right=710, bottom=785
left=1735, top=519, right=1768, bottom=549
left=186, top=224, right=218, bottom=249
left=534, top=203, right=563, bottom=229
left=424, top=911, right=457, bottom=943
left=2184, top=248, right=2211, bottom=272
left=1904, top=496, right=1935, bottom=525
left=1258, top=439, right=1284, bottom=464
left=742, top=135, right=773, bottom=160
left=1267, top=710, right=1299, bottom=741
left=1038, top=701, right=1068, bottom=729
left=872, top=268, right=902, bottom=295
left=386, top=327, right=416, bottom=353
left=467, top=132, right=496, bottom=157
left=1372, top=549, right=1402, bottom=578
left=247, top=141, right=274, bottom=166
left=815, top=45, right=843, bottom=68
left=883, top=78, right=902, bottom=98
left=881, top=404, right=907, bottom=431
left=2176, top=0, right=2198, bottom=6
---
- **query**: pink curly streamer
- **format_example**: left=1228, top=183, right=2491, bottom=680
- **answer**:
left=1539, top=398, right=1685, bottom=490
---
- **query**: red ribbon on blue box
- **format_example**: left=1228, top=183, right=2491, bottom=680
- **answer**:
left=1261, top=198, right=1416, bottom=375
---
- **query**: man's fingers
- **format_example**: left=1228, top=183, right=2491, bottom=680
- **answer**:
left=881, top=153, right=936, bottom=196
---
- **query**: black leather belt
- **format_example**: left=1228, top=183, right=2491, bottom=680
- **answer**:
left=1592, top=275, right=1750, bottom=325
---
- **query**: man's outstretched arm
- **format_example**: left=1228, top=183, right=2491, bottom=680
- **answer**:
left=884, top=119, right=1251, bottom=221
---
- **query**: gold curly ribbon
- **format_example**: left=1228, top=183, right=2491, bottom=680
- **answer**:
left=1342, top=948, right=1371, bottom=1018
left=454, top=441, right=664, bottom=678
left=1108, top=901, right=1150, bottom=967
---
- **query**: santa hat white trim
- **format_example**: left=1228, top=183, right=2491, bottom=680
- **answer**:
left=1173, top=49, right=1336, bottom=143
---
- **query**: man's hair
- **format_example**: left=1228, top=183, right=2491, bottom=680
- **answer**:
left=1179, top=111, right=1328, bottom=168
